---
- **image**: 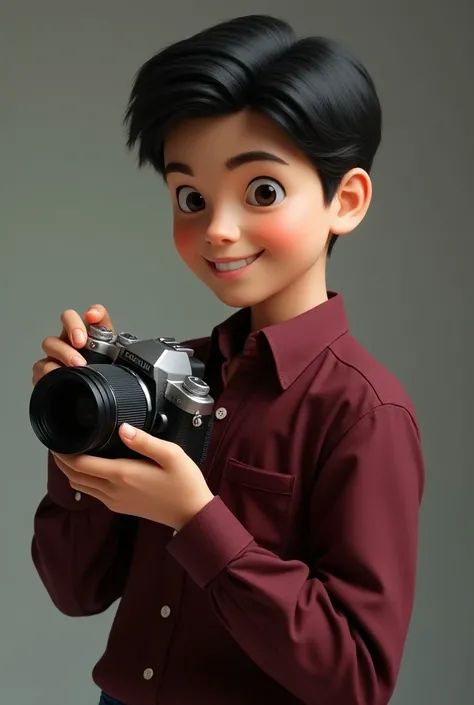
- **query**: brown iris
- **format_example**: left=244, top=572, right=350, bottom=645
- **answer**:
left=186, top=192, right=205, bottom=212
left=253, top=184, right=277, bottom=206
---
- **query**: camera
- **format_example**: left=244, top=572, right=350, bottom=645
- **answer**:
left=29, top=323, right=214, bottom=466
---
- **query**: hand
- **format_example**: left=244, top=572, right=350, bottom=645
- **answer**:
left=52, top=423, right=215, bottom=530
left=32, top=304, right=113, bottom=385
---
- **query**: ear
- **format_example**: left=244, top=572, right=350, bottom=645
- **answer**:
left=329, top=168, right=372, bottom=236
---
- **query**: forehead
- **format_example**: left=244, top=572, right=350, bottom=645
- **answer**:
left=163, top=110, right=302, bottom=165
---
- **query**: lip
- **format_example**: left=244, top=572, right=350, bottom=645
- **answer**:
left=204, top=251, right=264, bottom=279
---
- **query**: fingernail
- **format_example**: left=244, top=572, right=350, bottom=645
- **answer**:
left=121, top=423, right=137, bottom=440
left=72, top=329, right=86, bottom=346
left=88, top=307, right=100, bottom=315
left=72, top=355, right=86, bottom=366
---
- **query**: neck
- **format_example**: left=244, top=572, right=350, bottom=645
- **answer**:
left=250, top=257, right=328, bottom=331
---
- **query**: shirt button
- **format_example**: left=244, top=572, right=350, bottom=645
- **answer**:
left=74, top=492, right=81, bottom=501
left=160, top=605, right=171, bottom=618
left=143, top=667, right=154, bottom=680
left=215, top=407, right=227, bottom=420
left=172, top=529, right=178, bottom=537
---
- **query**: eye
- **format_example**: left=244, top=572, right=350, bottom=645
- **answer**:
left=176, top=186, right=205, bottom=213
left=245, top=177, right=286, bottom=207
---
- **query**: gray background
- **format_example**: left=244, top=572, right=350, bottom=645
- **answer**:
left=1, top=0, right=472, bottom=703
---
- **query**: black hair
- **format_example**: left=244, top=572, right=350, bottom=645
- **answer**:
left=124, top=14, right=382, bottom=256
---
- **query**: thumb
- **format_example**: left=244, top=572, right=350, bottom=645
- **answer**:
left=119, top=423, right=179, bottom=463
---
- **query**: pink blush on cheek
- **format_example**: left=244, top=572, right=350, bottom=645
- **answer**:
left=251, top=213, right=301, bottom=254
left=173, top=226, right=196, bottom=259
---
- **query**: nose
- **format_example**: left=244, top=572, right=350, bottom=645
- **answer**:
left=205, top=210, right=241, bottom=245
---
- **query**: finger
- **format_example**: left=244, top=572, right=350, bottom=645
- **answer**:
left=53, top=452, right=124, bottom=481
left=55, top=458, right=112, bottom=503
left=59, top=308, right=88, bottom=348
left=118, top=424, right=181, bottom=465
left=32, top=358, right=62, bottom=385
left=41, top=336, right=87, bottom=367
left=52, top=453, right=115, bottom=496
left=84, top=304, right=114, bottom=331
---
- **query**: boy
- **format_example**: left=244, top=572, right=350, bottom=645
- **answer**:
left=31, top=14, right=425, bottom=705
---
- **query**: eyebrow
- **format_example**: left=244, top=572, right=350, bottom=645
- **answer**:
left=164, top=151, right=289, bottom=177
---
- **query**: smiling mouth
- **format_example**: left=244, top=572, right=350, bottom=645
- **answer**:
left=208, top=251, right=263, bottom=272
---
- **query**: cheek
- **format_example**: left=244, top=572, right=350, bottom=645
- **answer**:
left=251, top=199, right=329, bottom=256
left=173, top=224, right=197, bottom=261
left=251, top=210, right=305, bottom=255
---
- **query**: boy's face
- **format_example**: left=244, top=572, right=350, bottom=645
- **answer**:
left=163, top=110, right=366, bottom=326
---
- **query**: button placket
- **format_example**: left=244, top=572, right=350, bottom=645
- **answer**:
left=140, top=603, right=175, bottom=683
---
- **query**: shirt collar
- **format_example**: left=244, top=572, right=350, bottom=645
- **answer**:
left=209, top=291, right=349, bottom=390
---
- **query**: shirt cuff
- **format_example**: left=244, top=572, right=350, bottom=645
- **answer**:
left=46, top=452, right=102, bottom=511
left=167, top=496, right=254, bottom=588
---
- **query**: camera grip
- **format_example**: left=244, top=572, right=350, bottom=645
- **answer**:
left=163, top=401, right=213, bottom=468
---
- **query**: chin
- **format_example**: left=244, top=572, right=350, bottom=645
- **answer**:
left=214, top=292, right=257, bottom=308
left=212, top=287, right=269, bottom=309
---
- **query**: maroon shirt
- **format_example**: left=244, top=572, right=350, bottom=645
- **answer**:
left=32, top=292, right=425, bottom=705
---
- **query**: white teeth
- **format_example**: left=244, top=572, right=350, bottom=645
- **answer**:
left=214, top=254, right=260, bottom=272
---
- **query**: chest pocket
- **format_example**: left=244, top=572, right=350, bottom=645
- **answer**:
left=218, top=458, right=295, bottom=554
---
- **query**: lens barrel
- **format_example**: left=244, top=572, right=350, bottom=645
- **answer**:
left=29, top=363, right=151, bottom=454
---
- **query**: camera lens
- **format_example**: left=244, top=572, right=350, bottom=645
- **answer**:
left=29, top=364, right=151, bottom=455
left=41, top=379, right=99, bottom=443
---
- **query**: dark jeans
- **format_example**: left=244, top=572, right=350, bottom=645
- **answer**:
left=98, top=692, right=125, bottom=705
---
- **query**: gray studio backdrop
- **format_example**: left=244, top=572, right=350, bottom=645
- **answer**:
left=2, top=1, right=472, bottom=703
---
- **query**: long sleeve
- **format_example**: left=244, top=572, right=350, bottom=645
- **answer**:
left=168, top=404, right=425, bottom=705
left=31, top=452, right=137, bottom=617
